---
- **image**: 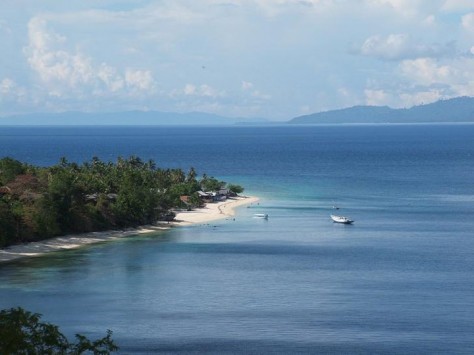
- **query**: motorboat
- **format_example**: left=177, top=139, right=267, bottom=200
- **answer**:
left=330, top=214, right=353, bottom=224
left=254, top=213, right=269, bottom=219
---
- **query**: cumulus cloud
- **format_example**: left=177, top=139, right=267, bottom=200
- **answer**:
left=356, top=34, right=456, bottom=61
left=125, top=69, right=155, bottom=92
left=4, top=0, right=474, bottom=118
left=399, top=58, right=453, bottom=85
left=23, top=16, right=156, bottom=102
left=364, top=55, right=474, bottom=108
left=401, top=56, right=474, bottom=94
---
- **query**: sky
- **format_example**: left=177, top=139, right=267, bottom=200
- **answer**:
left=1, top=0, right=474, bottom=120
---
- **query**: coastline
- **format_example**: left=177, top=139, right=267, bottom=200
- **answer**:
left=0, top=196, right=259, bottom=264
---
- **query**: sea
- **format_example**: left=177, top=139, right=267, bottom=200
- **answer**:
left=0, top=124, right=474, bottom=354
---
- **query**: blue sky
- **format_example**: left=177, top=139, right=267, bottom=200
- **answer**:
left=1, top=0, right=474, bottom=120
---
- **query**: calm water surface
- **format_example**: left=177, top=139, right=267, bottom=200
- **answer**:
left=1, top=125, right=474, bottom=354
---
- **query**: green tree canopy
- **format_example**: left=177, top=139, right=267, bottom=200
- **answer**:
left=227, top=184, right=244, bottom=194
left=0, top=157, right=26, bottom=185
left=200, top=175, right=225, bottom=192
left=0, top=156, right=245, bottom=248
left=0, top=307, right=118, bottom=354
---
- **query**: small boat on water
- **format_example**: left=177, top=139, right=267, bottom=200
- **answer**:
left=331, top=214, right=354, bottom=224
left=254, top=213, right=269, bottom=219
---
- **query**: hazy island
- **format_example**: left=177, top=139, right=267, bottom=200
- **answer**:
left=289, top=96, right=474, bottom=124
left=0, top=156, right=248, bottom=251
left=1, top=96, right=474, bottom=126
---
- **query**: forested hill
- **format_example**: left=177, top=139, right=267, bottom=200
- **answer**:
left=0, top=157, right=243, bottom=248
left=289, top=96, right=474, bottom=124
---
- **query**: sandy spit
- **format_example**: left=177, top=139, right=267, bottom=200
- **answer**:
left=0, top=196, right=259, bottom=263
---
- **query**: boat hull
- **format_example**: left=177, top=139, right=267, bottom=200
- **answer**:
left=331, top=214, right=354, bottom=224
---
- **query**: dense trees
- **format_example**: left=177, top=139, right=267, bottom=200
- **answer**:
left=0, top=307, right=118, bottom=354
left=227, top=184, right=245, bottom=195
left=0, top=157, right=244, bottom=248
left=0, top=157, right=26, bottom=185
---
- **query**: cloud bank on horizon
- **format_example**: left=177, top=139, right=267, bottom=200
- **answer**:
left=1, top=0, right=474, bottom=120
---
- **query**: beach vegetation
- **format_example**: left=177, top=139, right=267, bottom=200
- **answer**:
left=0, top=156, right=244, bottom=248
left=227, top=184, right=244, bottom=195
left=188, top=192, right=204, bottom=208
left=200, top=174, right=225, bottom=192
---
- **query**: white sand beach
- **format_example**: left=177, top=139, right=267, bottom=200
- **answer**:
left=0, top=196, right=259, bottom=263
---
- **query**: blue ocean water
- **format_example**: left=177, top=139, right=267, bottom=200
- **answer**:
left=1, top=124, right=474, bottom=354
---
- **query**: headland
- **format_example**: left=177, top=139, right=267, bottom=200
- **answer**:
left=0, top=196, right=259, bottom=263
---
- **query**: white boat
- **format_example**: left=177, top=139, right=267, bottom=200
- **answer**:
left=254, top=213, right=269, bottom=219
left=331, top=214, right=353, bottom=224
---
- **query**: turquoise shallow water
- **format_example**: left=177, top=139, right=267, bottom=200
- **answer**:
left=1, top=124, right=474, bottom=353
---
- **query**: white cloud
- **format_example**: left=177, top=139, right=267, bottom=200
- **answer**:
left=248, top=0, right=335, bottom=16
left=3, top=0, right=474, bottom=118
left=422, top=14, right=436, bottom=26
left=357, top=34, right=455, bottom=61
left=364, top=86, right=444, bottom=109
left=97, top=64, right=124, bottom=92
left=241, top=81, right=254, bottom=90
left=441, top=0, right=474, bottom=12
left=364, top=55, right=474, bottom=108
left=1, top=78, right=16, bottom=95
left=399, top=90, right=443, bottom=107
left=251, top=90, right=271, bottom=100
left=200, top=84, right=220, bottom=97
left=462, top=13, right=474, bottom=33
left=23, top=16, right=157, bottom=101
left=365, top=0, right=437, bottom=18
left=142, top=2, right=206, bottom=23
left=240, top=80, right=271, bottom=100
left=364, top=89, right=393, bottom=106
left=0, top=78, right=27, bottom=106
left=125, top=69, right=155, bottom=91
left=399, top=58, right=454, bottom=86
left=183, top=84, right=196, bottom=95
left=180, top=83, right=224, bottom=98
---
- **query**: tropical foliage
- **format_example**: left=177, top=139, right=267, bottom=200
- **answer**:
left=0, top=156, right=243, bottom=248
left=0, top=307, right=118, bottom=354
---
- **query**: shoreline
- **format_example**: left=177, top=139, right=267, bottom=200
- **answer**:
left=0, top=196, right=259, bottom=264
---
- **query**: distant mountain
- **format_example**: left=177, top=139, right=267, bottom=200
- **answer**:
left=4, top=96, right=473, bottom=125
left=289, top=97, right=474, bottom=124
left=0, top=111, right=268, bottom=126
